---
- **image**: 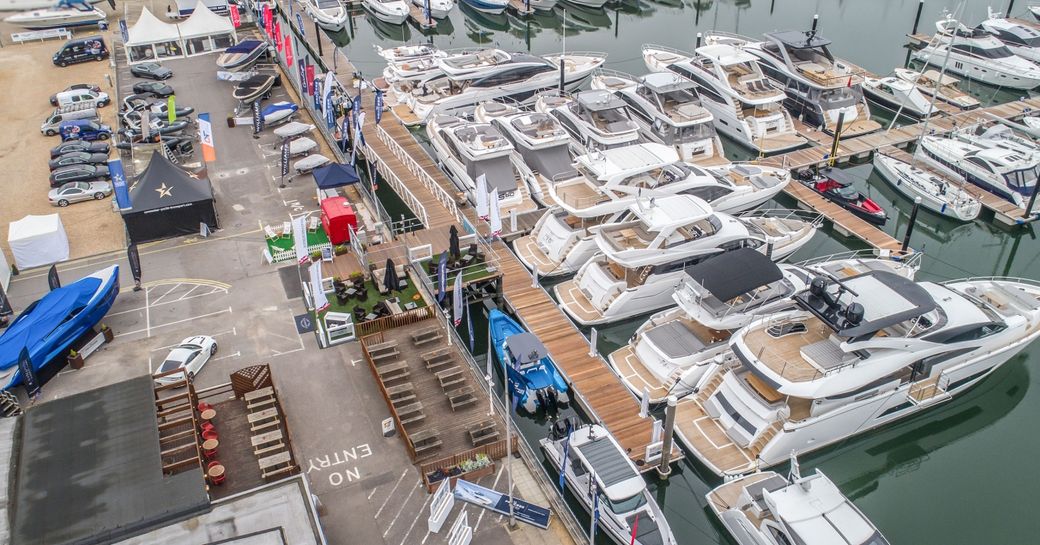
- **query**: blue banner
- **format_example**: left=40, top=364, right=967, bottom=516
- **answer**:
left=109, top=158, right=130, bottom=209
left=375, top=90, right=383, bottom=125
left=340, top=113, right=350, bottom=152
left=296, top=13, right=304, bottom=36
left=325, top=94, right=335, bottom=129
left=353, top=94, right=362, bottom=114
left=313, top=80, right=321, bottom=110
left=118, top=19, right=128, bottom=43
left=252, top=100, right=263, bottom=134
left=18, top=347, right=40, bottom=398
left=454, top=480, right=551, bottom=530
left=298, top=62, right=307, bottom=99
left=423, top=0, right=431, bottom=21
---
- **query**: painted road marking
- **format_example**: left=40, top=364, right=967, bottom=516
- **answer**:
left=382, top=481, right=421, bottom=538
left=375, top=469, right=410, bottom=519
left=120, top=307, right=233, bottom=339
left=397, top=488, right=434, bottom=545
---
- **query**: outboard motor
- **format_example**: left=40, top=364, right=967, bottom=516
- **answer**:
left=549, top=417, right=577, bottom=441
left=546, top=388, right=559, bottom=413
left=535, top=389, right=546, bottom=411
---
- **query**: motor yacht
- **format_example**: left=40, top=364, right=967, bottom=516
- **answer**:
left=362, top=0, right=409, bottom=24
left=893, top=68, right=980, bottom=111
left=555, top=196, right=819, bottom=325
left=862, top=75, right=935, bottom=118
left=918, top=134, right=1039, bottom=212
left=459, top=0, right=508, bottom=14
left=609, top=250, right=918, bottom=403
left=913, top=14, right=1040, bottom=90
left=591, top=70, right=729, bottom=167
left=536, top=90, right=641, bottom=153
left=216, top=40, right=268, bottom=72
left=707, top=459, right=890, bottom=545
left=427, top=115, right=540, bottom=216
left=3, top=4, right=105, bottom=29
left=541, top=422, right=678, bottom=545
left=873, top=151, right=982, bottom=222
left=711, top=30, right=880, bottom=137
left=304, top=0, right=349, bottom=29
left=676, top=270, right=1040, bottom=476
left=0, top=0, right=104, bottom=10
left=400, top=51, right=605, bottom=124
left=411, top=0, right=453, bottom=18
left=979, top=8, right=1040, bottom=64
left=643, top=42, right=808, bottom=154
left=377, top=43, right=446, bottom=63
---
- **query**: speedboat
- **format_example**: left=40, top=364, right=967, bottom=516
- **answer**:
left=862, top=75, right=935, bottom=118
left=676, top=270, right=1040, bottom=476
left=536, top=90, right=640, bottom=153
left=489, top=310, right=569, bottom=412
left=216, top=40, right=268, bottom=71
left=912, top=14, right=1040, bottom=90
left=893, top=68, right=980, bottom=111
left=377, top=43, right=446, bottom=63
left=708, top=460, right=890, bottom=545
left=458, top=0, right=507, bottom=14
left=554, top=195, right=819, bottom=325
left=591, top=70, right=729, bottom=167
left=643, top=41, right=808, bottom=154
left=261, top=101, right=298, bottom=126
left=918, top=134, right=1039, bottom=211
left=794, top=167, right=887, bottom=225
left=288, top=136, right=318, bottom=156
left=362, top=0, right=409, bottom=24
left=274, top=121, right=315, bottom=138
left=0, top=0, right=104, bottom=10
left=722, top=30, right=881, bottom=137
left=410, top=0, right=452, bottom=18
left=0, top=265, right=119, bottom=390
left=303, top=0, right=349, bottom=29
left=979, top=7, right=1040, bottom=64
left=873, top=151, right=982, bottom=221
left=541, top=422, right=678, bottom=545
left=233, top=74, right=276, bottom=104
left=3, top=4, right=105, bottom=29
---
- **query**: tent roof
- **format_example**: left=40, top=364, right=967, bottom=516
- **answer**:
left=8, top=214, right=63, bottom=242
left=124, top=151, right=214, bottom=213
left=127, top=6, right=182, bottom=46
left=313, top=163, right=360, bottom=189
left=179, top=2, right=234, bottom=38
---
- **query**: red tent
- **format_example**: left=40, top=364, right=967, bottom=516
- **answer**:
left=320, top=197, right=357, bottom=244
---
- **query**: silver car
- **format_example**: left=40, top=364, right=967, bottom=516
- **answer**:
left=48, top=181, right=112, bottom=206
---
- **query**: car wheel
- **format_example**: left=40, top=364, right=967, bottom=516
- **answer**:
left=57, top=199, right=69, bottom=207
left=187, top=371, right=195, bottom=380
left=45, top=129, right=55, bottom=136
left=58, top=61, right=68, bottom=67
left=210, top=343, right=218, bottom=355
left=98, top=133, right=109, bottom=140
left=93, top=192, right=105, bottom=200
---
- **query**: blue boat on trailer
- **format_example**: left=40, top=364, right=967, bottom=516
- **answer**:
left=489, top=309, right=569, bottom=412
left=0, top=265, right=119, bottom=390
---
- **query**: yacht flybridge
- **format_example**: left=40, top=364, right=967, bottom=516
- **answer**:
left=554, top=196, right=819, bottom=325
left=918, top=134, right=1039, bottom=212
left=676, top=270, right=1040, bottom=476
left=536, top=90, right=641, bottom=152
left=590, top=70, right=729, bottom=167
left=979, top=8, right=1040, bottom=64
left=721, top=30, right=881, bottom=137
left=642, top=42, right=808, bottom=154
left=913, top=15, right=1040, bottom=90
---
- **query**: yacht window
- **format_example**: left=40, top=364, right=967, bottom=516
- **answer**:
left=602, top=492, right=647, bottom=514
left=768, top=527, right=794, bottom=545
left=950, top=43, right=1014, bottom=59
left=1005, top=167, right=1039, bottom=189
left=761, top=42, right=783, bottom=60
left=929, top=323, right=1006, bottom=343
left=818, top=87, right=858, bottom=109
left=677, top=123, right=714, bottom=141
left=470, top=65, right=554, bottom=88
left=683, top=185, right=733, bottom=202
left=862, top=531, right=892, bottom=545
left=965, top=156, right=997, bottom=173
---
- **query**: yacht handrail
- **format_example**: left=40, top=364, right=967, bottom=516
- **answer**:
left=701, top=30, right=756, bottom=45
left=942, top=275, right=1040, bottom=288
left=592, top=67, right=639, bottom=82
left=548, top=50, right=608, bottom=59
left=796, top=249, right=922, bottom=268
left=739, top=208, right=825, bottom=227
left=642, top=43, right=694, bottom=58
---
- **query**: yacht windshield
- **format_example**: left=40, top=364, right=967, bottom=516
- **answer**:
left=818, top=87, right=859, bottom=109
left=1004, top=167, right=1039, bottom=190
left=676, top=123, right=715, bottom=142
left=951, top=43, right=1014, bottom=59
left=602, top=492, right=647, bottom=515
left=658, top=87, right=700, bottom=108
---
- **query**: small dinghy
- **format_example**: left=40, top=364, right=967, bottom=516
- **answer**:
left=274, top=121, right=315, bottom=138
left=262, top=101, right=298, bottom=125
left=294, top=153, right=331, bottom=174
left=796, top=167, right=888, bottom=226
left=288, top=137, right=318, bottom=156
left=489, top=309, right=569, bottom=412
left=216, top=40, right=268, bottom=71
left=233, top=74, right=276, bottom=104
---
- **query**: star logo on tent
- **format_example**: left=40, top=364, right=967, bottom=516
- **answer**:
left=156, top=183, right=172, bottom=198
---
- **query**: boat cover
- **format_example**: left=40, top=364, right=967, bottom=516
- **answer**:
left=0, top=277, right=101, bottom=369
left=684, top=248, right=783, bottom=302
left=274, top=122, right=315, bottom=138
left=223, top=39, right=263, bottom=54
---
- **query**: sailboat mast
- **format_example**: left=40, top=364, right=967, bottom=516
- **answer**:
left=911, top=3, right=964, bottom=168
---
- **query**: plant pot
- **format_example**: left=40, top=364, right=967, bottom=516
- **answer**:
left=68, top=353, right=84, bottom=370
left=101, top=326, right=114, bottom=343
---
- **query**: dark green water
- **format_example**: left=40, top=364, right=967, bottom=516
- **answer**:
left=336, top=1, right=1040, bottom=543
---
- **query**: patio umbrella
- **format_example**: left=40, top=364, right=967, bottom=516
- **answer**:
left=384, top=258, right=399, bottom=293
left=449, top=225, right=460, bottom=262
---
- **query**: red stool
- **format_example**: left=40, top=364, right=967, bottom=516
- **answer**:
left=207, top=461, right=226, bottom=485
left=202, top=429, right=219, bottom=441
left=201, top=422, right=216, bottom=434
left=197, top=401, right=213, bottom=413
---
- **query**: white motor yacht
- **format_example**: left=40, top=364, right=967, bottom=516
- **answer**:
left=377, top=43, right=446, bottom=63
left=3, top=4, right=105, bottom=29
left=918, top=134, right=1039, bottom=211
left=591, top=70, right=729, bottom=167
left=304, top=0, right=349, bottom=29
left=411, top=0, right=453, bottom=18
left=677, top=270, right=1040, bottom=476
left=873, top=151, right=982, bottom=221
left=1032, top=4, right=1040, bottom=21
left=536, top=90, right=641, bottom=153
left=555, top=196, right=819, bottom=325
left=712, top=30, right=880, bottom=137
left=643, top=42, right=808, bottom=154
left=893, top=68, right=980, bottom=111
left=708, top=459, right=890, bottom=545
left=0, top=0, right=103, bottom=10
left=427, top=115, right=540, bottom=216
left=913, top=14, right=1040, bottom=90
left=362, top=0, right=409, bottom=24
left=541, top=423, right=678, bottom=545
left=979, top=7, right=1040, bottom=64
left=861, top=76, right=935, bottom=118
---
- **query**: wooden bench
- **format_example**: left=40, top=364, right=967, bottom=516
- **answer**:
left=259, top=451, right=293, bottom=479
left=262, top=465, right=297, bottom=481
left=386, top=382, right=416, bottom=405
left=436, top=367, right=465, bottom=389
left=447, top=386, right=476, bottom=412
left=468, top=420, right=499, bottom=447
left=414, top=438, right=442, bottom=455
left=376, top=361, right=410, bottom=382
left=244, top=386, right=274, bottom=401
left=251, top=418, right=282, bottom=433
left=255, top=441, right=286, bottom=456
left=247, top=397, right=276, bottom=411
left=422, top=349, right=455, bottom=371
left=411, top=326, right=443, bottom=347
left=368, top=340, right=399, bottom=354
left=409, top=428, right=438, bottom=444
left=397, top=402, right=426, bottom=426
left=371, top=349, right=402, bottom=365
left=247, top=407, right=278, bottom=422
left=251, top=429, right=284, bottom=451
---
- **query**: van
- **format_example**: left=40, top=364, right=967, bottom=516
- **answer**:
left=54, top=89, right=110, bottom=109
left=41, top=104, right=98, bottom=136
left=59, top=120, right=112, bottom=142
left=52, top=36, right=109, bottom=67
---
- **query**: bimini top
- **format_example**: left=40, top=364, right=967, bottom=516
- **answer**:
left=795, top=271, right=936, bottom=338
left=223, top=39, right=264, bottom=54
left=695, top=43, right=758, bottom=66
left=684, top=248, right=783, bottom=302
left=640, top=72, right=698, bottom=94
left=576, top=143, right=679, bottom=178
left=575, top=89, right=629, bottom=112
left=571, top=425, right=644, bottom=502
left=766, top=30, right=833, bottom=49
left=629, top=194, right=713, bottom=231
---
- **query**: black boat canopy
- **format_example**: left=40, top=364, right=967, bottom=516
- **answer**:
left=767, top=30, right=833, bottom=49
left=684, top=248, right=784, bottom=302
left=796, top=270, right=937, bottom=338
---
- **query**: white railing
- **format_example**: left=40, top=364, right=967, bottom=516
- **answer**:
left=271, top=242, right=333, bottom=263
left=796, top=248, right=922, bottom=268
left=365, top=140, right=431, bottom=228
left=375, top=124, right=461, bottom=224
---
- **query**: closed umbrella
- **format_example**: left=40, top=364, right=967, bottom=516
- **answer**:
left=384, top=258, right=399, bottom=293
left=449, top=225, right=460, bottom=262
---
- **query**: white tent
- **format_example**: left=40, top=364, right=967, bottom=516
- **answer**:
left=7, top=215, right=69, bottom=270
left=179, top=3, right=236, bottom=56
left=0, top=250, right=10, bottom=291
left=125, top=7, right=184, bottom=63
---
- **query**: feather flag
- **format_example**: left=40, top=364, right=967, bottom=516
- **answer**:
left=310, top=261, right=330, bottom=313
left=488, top=188, right=502, bottom=238
left=293, top=215, right=309, bottom=265
left=466, top=301, right=475, bottom=353
left=452, top=271, right=463, bottom=327
left=375, top=89, right=384, bottom=125
left=475, top=174, right=490, bottom=220
left=436, top=251, right=448, bottom=303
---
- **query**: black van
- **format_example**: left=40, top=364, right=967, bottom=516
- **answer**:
left=53, top=36, right=109, bottom=67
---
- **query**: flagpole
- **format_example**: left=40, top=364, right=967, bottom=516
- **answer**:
left=486, top=325, right=494, bottom=416
left=504, top=347, right=516, bottom=529
left=588, top=468, right=596, bottom=540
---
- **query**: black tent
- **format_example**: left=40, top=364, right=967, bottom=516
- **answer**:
left=121, top=151, right=218, bottom=243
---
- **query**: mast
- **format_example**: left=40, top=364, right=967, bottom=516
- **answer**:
left=909, top=3, right=964, bottom=169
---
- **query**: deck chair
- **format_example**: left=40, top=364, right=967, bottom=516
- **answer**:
left=264, top=225, right=278, bottom=240
left=281, top=221, right=292, bottom=239
left=308, top=216, right=319, bottom=233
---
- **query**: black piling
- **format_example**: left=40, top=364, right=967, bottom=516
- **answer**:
left=828, top=111, right=846, bottom=166
left=911, top=0, right=925, bottom=35
left=1025, top=185, right=1039, bottom=219
left=770, top=0, right=775, bottom=15
left=559, top=61, right=565, bottom=94
left=901, top=197, right=922, bottom=253
left=811, top=13, right=819, bottom=33
left=314, top=22, right=323, bottom=56
left=1008, top=0, right=1016, bottom=16
left=696, top=32, right=702, bottom=48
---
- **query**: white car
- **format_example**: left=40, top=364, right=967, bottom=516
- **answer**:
left=155, top=335, right=218, bottom=383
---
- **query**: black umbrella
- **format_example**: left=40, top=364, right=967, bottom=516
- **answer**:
left=449, top=225, right=460, bottom=262
left=384, top=258, right=399, bottom=293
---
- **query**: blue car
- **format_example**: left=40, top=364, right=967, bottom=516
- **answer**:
left=489, top=309, right=570, bottom=412
left=59, top=119, right=112, bottom=142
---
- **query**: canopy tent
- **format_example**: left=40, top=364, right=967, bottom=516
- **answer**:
left=7, top=215, right=69, bottom=270
left=121, top=151, right=218, bottom=243
left=0, top=250, right=9, bottom=291
left=313, top=163, right=360, bottom=190
left=124, top=5, right=236, bottom=64
left=179, top=3, right=235, bottom=55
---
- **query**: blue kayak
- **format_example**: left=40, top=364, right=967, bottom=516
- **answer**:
left=489, top=309, right=569, bottom=412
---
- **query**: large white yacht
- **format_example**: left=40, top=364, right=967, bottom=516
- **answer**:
left=361, top=0, right=409, bottom=24
left=913, top=15, right=1040, bottom=90
left=861, top=75, right=935, bottom=119
left=609, top=250, right=919, bottom=403
left=554, top=196, right=819, bottom=325
left=707, top=459, right=890, bottom=545
left=675, top=270, right=1040, bottom=476
left=427, top=115, right=540, bottom=215
left=918, top=134, right=1039, bottom=211
left=719, top=30, right=881, bottom=137
left=642, top=42, right=808, bottom=154
left=979, top=8, right=1040, bottom=64
left=590, top=71, right=729, bottom=167
left=536, top=90, right=641, bottom=152
left=400, top=50, right=605, bottom=124
left=303, top=0, right=349, bottom=29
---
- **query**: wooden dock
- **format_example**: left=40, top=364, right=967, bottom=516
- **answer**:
left=507, top=0, right=535, bottom=16
left=408, top=4, right=437, bottom=30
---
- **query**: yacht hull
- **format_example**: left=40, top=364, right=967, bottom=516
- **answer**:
left=913, top=46, right=1040, bottom=90
left=872, top=152, right=981, bottom=221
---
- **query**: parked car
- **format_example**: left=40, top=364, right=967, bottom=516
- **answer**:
left=130, top=62, right=173, bottom=80
left=48, top=181, right=112, bottom=206
left=49, top=163, right=110, bottom=187
left=132, top=81, right=175, bottom=98
left=50, top=140, right=110, bottom=158
left=48, top=151, right=109, bottom=170
left=59, top=120, right=112, bottom=141
left=49, top=84, right=102, bottom=106
left=155, top=336, right=218, bottom=384
left=41, top=105, right=97, bottom=136
left=53, top=36, right=108, bottom=67
left=52, top=88, right=110, bottom=109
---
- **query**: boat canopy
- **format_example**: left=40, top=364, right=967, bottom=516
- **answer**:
left=222, top=39, right=264, bottom=54
left=684, top=248, right=783, bottom=302
left=695, top=43, right=758, bottom=66
left=630, top=194, right=713, bottom=231
left=0, top=277, right=101, bottom=369
left=575, top=90, right=628, bottom=112
left=766, top=30, right=833, bottom=49
left=794, top=271, right=936, bottom=338
left=573, top=433, right=644, bottom=502
left=640, top=72, right=698, bottom=94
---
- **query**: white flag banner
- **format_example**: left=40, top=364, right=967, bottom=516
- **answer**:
left=293, top=215, right=309, bottom=264
left=489, top=188, right=502, bottom=238
left=475, top=174, right=489, bottom=220
left=322, top=71, right=336, bottom=120
left=310, top=261, right=330, bottom=313
left=452, top=271, right=463, bottom=327
left=639, top=387, right=650, bottom=418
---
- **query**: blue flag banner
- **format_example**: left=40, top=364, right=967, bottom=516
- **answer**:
left=558, top=439, right=569, bottom=493
left=298, top=62, right=307, bottom=99
left=296, top=13, right=304, bottom=36
left=252, top=100, right=263, bottom=134
left=18, top=347, right=40, bottom=398
left=118, top=19, right=128, bottom=42
left=325, top=94, right=335, bottom=129
left=374, top=90, right=383, bottom=125
left=109, top=158, right=130, bottom=209
left=466, top=302, right=475, bottom=353
left=436, top=251, right=448, bottom=303
left=340, top=114, right=350, bottom=151
left=454, top=480, right=551, bottom=530
left=313, top=80, right=321, bottom=110
left=353, top=94, right=362, bottom=114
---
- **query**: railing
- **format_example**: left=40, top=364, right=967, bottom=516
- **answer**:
left=942, top=275, right=1040, bottom=288
left=419, top=438, right=518, bottom=492
left=375, top=124, right=462, bottom=224
left=365, top=139, right=431, bottom=228
left=11, top=28, right=72, bottom=43
left=796, top=248, right=921, bottom=269
left=354, top=305, right=435, bottom=337
left=642, top=43, right=694, bottom=57
left=271, top=242, right=334, bottom=263
left=739, top=207, right=826, bottom=228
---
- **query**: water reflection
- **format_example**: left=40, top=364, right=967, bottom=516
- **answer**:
left=366, top=13, right=412, bottom=40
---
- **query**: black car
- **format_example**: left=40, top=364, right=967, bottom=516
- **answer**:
left=50, top=140, right=110, bottom=158
left=49, top=83, right=102, bottom=106
left=130, top=62, right=173, bottom=80
left=52, top=36, right=108, bottom=67
left=48, top=152, right=110, bottom=171
left=132, top=82, right=175, bottom=98
left=49, top=164, right=110, bottom=187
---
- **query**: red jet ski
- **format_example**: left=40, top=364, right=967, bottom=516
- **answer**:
left=797, top=167, right=888, bottom=226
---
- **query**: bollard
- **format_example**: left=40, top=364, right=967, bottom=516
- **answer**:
left=901, top=197, right=922, bottom=253
left=696, top=32, right=702, bottom=48
left=911, top=0, right=925, bottom=35
left=657, top=396, right=677, bottom=479
left=811, top=13, right=819, bottom=33
left=828, top=111, right=846, bottom=167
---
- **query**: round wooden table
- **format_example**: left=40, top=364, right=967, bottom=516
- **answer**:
left=207, top=464, right=225, bottom=485
left=202, top=438, right=219, bottom=459
left=200, top=408, right=217, bottom=421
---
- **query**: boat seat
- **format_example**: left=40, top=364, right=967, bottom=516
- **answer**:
left=800, top=337, right=855, bottom=371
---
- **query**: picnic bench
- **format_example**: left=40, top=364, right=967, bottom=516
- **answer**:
left=436, top=367, right=465, bottom=390
left=446, top=386, right=476, bottom=412
left=386, top=382, right=416, bottom=406
left=368, top=340, right=401, bottom=362
left=251, top=429, right=285, bottom=456
left=247, top=397, right=277, bottom=411
left=409, top=428, right=442, bottom=455
left=396, top=401, right=426, bottom=427
left=411, top=326, right=443, bottom=347
left=376, top=361, right=410, bottom=382
left=244, top=386, right=274, bottom=401
left=468, top=420, right=499, bottom=447
left=259, top=451, right=294, bottom=480
left=422, top=349, right=455, bottom=372
left=248, top=407, right=281, bottom=432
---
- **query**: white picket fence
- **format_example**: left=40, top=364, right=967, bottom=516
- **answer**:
left=271, top=242, right=333, bottom=263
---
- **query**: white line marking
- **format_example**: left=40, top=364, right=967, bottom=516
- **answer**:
left=120, top=307, right=232, bottom=339
left=375, top=469, right=409, bottom=518
left=144, top=287, right=151, bottom=338
left=474, top=464, right=507, bottom=533
left=108, top=291, right=227, bottom=317
left=149, top=329, right=238, bottom=352
left=397, top=490, right=433, bottom=545
left=269, top=347, right=306, bottom=357
left=211, top=351, right=241, bottom=362
left=382, top=481, right=420, bottom=538
left=350, top=358, right=363, bottom=367
left=367, top=486, right=380, bottom=500
left=149, top=283, right=183, bottom=306
left=176, top=284, right=201, bottom=301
